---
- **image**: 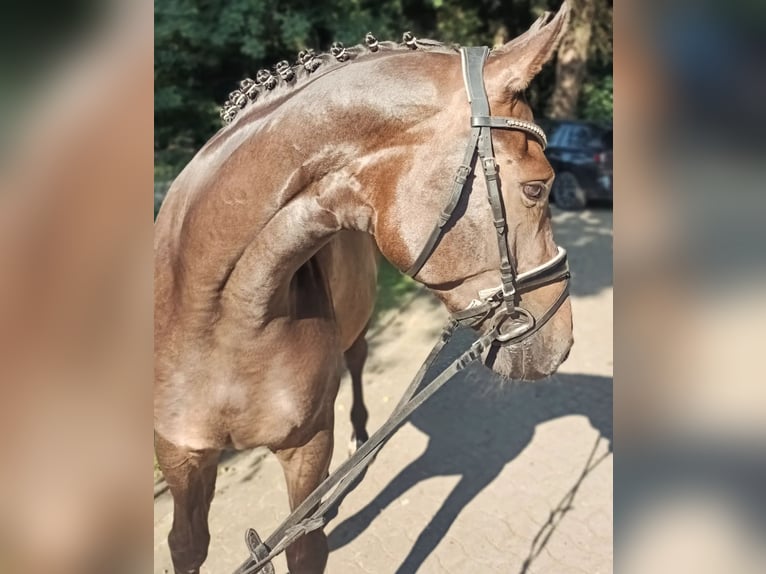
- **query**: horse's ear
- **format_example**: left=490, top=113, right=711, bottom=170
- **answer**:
left=485, top=2, right=570, bottom=95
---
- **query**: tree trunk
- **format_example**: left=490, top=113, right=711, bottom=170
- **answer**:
left=547, top=0, right=596, bottom=119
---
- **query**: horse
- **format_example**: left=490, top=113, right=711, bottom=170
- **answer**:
left=154, top=5, right=573, bottom=573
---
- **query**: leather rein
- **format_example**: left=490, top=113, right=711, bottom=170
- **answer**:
left=233, top=47, right=571, bottom=574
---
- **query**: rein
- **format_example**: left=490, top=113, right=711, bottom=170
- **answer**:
left=232, top=46, right=570, bottom=574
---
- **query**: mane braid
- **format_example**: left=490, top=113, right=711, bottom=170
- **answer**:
left=219, top=32, right=458, bottom=125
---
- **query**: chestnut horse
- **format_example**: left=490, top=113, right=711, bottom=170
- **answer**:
left=155, top=5, right=573, bottom=573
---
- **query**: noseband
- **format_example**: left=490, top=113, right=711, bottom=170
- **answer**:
left=405, top=46, right=570, bottom=344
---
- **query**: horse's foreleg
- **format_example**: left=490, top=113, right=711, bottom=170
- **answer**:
left=155, top=433, right=220, bottom=574
left=274, top=425, right=333, bottom=574
left=344, top=329, right=369, bottom=453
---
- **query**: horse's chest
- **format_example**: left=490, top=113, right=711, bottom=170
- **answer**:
left=156, top=334, right=343, bottom=451
left=227, top=345, right=344, bottom=449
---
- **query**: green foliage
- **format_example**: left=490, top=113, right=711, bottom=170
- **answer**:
left=154, top=0, right=414, bottom=175
left=580, top=74, right=613, bottom=122
left=155, top=0, right=612, bottom=180
left=430, top=0, right=485, bottom=45
left=373, top=259, right=418, bottom=322
left=154, top=181, right=171, bottom=219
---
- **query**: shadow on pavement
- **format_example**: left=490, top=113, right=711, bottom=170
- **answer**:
left=551, top=205, right=613, bottom=298
left=328, top=328, right=612, bottom=573
left=519, top=434, right=611, bottom=573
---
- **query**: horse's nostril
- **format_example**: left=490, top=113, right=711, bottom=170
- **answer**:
left=562, top=348, right=571, bottom=362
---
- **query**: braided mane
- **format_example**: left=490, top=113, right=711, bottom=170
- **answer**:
left=220, top=32, right=458, bottom=125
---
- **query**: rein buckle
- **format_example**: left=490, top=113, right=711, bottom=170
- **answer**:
left=455, top=165, right=471, bottom=185
left=245, top=528, right=275, bottom=574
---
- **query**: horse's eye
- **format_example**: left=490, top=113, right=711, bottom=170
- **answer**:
left=522, top=182, right=545, bottom=200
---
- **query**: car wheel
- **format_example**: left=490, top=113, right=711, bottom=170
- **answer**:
left=552, top=172, right=587, bottom=210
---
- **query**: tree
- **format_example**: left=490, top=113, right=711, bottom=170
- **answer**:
left=547, top=0, right=611, bottom=120
left=154, top=0, right=411, bottom=177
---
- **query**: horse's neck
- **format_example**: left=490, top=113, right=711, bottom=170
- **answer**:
left=186, top=60, right=444, bottom=329
left=217, top=127, right=376, bottom=326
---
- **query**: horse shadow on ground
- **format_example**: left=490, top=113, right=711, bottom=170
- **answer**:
left=328, top=329, right=613, bottom=574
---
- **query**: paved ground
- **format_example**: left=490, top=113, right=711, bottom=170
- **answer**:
left=154, top=207, right=613, bottom=574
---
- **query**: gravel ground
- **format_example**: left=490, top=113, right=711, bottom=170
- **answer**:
left=154, top=207, right=613, bottom=574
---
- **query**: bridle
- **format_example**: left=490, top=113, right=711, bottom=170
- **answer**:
left=233, top=46, right=573, bottom=574
left=405, top=46, right=570, bottom=344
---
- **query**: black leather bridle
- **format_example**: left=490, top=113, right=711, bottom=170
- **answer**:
left=405, top=46, right=570, bottom=344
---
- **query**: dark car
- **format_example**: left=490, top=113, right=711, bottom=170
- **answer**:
left=538, top=119, right=613, bottom=210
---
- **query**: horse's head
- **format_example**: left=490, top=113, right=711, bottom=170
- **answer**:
left=370, top=5, right=573, bottom=380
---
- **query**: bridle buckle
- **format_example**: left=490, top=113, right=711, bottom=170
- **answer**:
left=493, top=308, right=535, bottom=344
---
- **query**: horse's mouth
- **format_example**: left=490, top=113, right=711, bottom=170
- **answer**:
left=484, top=333, right=573, bottom=381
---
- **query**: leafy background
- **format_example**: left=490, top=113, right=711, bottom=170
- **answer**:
left=155, top=0, right=612, bottom=181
